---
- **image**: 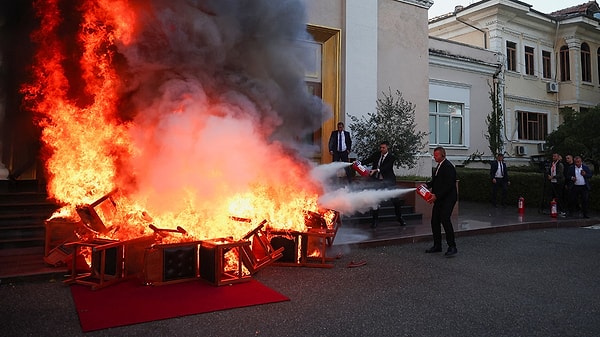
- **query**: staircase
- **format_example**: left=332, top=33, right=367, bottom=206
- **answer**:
left=0, top=180, right=59, bottom=251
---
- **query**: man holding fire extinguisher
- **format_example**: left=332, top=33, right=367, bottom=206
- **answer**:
left=358, top=141, right=405, bottom=228
left=424, top=146, right=458, bottom=257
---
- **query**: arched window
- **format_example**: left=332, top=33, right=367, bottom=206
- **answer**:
left=559, top=45, right=570, bottom=81
left=581, top=43, right=591, bottom=82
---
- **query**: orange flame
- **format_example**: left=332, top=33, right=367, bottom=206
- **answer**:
left=23, top=0, right=324, bottom=242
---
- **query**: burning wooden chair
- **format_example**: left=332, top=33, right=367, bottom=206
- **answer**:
left=142, top=224, right=201, bottom=286
left=268, top=229, right=336, bottom=268
left=197, top=220, right=285, bottom=286
left=64, top=189, right=157, bottom=289
left=304, top=209, right=342, bottom=247
left=239, top=220, right=284, bottom=274
left=75, top=189, right=119, bottom=235
left=266, top=209, right=341, bottom=268
left=199, top=237, right=252, bottom=286
left=63, top=236, right=155, bottom=290
left=43, top=218, right=82, bottom=266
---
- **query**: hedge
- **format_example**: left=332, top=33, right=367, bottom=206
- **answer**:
left=455, top=167, right=600, bottom=211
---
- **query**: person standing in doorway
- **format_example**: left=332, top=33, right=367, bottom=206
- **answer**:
left=490, top=153, right=510, bottom=208
left=328, top=122, right=353, bottom=183
left=425, top=146, right=458, bottom=257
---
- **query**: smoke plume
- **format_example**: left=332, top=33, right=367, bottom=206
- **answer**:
left=109, top=0, right=330, bottom=210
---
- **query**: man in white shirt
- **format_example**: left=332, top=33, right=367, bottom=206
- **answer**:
left=490, top=153, right=509, bottom=208
left=328, top=122, right=353, bottom=183
left=566, top=156, right=592, bottom=218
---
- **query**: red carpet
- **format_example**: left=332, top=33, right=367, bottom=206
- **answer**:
left=71, top=279, right=289, bottom=332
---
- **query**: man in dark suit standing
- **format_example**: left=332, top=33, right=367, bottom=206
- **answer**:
left=360, top=141, right=405, bottom=228
left=425, top=146, right=458, bottom=257
left=566, top=156, right=592, bottom=218
left=490, top=153, right=509, bottom=207
left=563, top=154, right=574, bottom=212
left=328, top=122, right=353, bottom=183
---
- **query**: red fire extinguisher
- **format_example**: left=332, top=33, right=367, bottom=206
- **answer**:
left=351, top=161, right=370, bottom=177
left=518, top=197, right=525, bottom=215
left=550, top=199, right=558, bottom=218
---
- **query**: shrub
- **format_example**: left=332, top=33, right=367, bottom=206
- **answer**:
left=454, top=167, right=600, bottom=211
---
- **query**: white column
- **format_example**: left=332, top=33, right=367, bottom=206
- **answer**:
left=345, top=0, right=378, bottom=121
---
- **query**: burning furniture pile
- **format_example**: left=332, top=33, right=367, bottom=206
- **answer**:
left=45, top=190, right=342, bottom=290
left=268, top=210, right=341, bottom=268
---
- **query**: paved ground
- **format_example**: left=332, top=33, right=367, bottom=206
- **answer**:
left=2, top=224, right=600, bottom=337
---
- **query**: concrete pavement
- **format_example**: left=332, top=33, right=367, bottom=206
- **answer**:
left=2, top=218, right=600, bottom=336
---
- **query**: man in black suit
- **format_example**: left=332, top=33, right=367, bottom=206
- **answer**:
left=360, top=141, right=405, bottom=228
left=425, top=146, right=457, bottom=257
left=563, top=154, right=574, bottom=212
left=328, top=122, right=353, bottom=183
left=490, top=153, right=509, bottom=207
left=566, top=156, right=592, bottom=218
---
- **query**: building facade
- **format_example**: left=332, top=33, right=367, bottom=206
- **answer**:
left=306, top=0, right=434, bottom=175
left=429, top=0, right=600, bottom=163
left=428, top=36, right=502, bottom=167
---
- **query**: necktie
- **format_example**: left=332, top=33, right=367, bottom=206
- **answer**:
left=338, top=132, right=343, bottom=152
left=435, top=163, right=440, bottom=176
left=377, top=155, right=384, bottom=179
left=499, top=162, right=503, bottom=176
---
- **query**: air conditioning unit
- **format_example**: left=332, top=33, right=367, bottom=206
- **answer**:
left=546, top=81, right=559, bottom=93
left=516, top=145, right=527, bottom=156
left=537, top=143, right=548, bottom=152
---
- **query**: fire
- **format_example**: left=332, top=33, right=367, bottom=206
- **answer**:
left=23, top=0, right=326, bottom=243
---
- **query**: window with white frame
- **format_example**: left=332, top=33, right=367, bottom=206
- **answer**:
left=429, top=100, right=464, bottom=145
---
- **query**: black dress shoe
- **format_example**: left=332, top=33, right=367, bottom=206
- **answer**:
left=398, top=217, right=406, bottom=226
left=371, top=221, right=378, bottom=229
left=445, top=246, right=458, bottom=257
left=425, top=246, right=442, bottom=253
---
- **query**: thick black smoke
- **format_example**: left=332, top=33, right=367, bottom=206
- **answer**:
left=119, top=0, right=328, bottom=149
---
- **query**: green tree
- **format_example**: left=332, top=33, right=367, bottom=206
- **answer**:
left=485, top=80, right=503, bottom=156
left=348, top=89, right=427, bottom=169
left=546, top=106, right=600, bottom=173
left=546, top=106, right=600, bottom=174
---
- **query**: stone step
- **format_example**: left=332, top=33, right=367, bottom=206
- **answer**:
left=0, top=181, right=57, bottom=251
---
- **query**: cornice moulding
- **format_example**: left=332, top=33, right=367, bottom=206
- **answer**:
left=429, top=54, right=499, bottom=75
left=396, top=0, right=433, bottom=10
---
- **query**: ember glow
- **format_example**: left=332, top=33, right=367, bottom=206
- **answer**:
left=23, top=0, right=329, bottom=241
